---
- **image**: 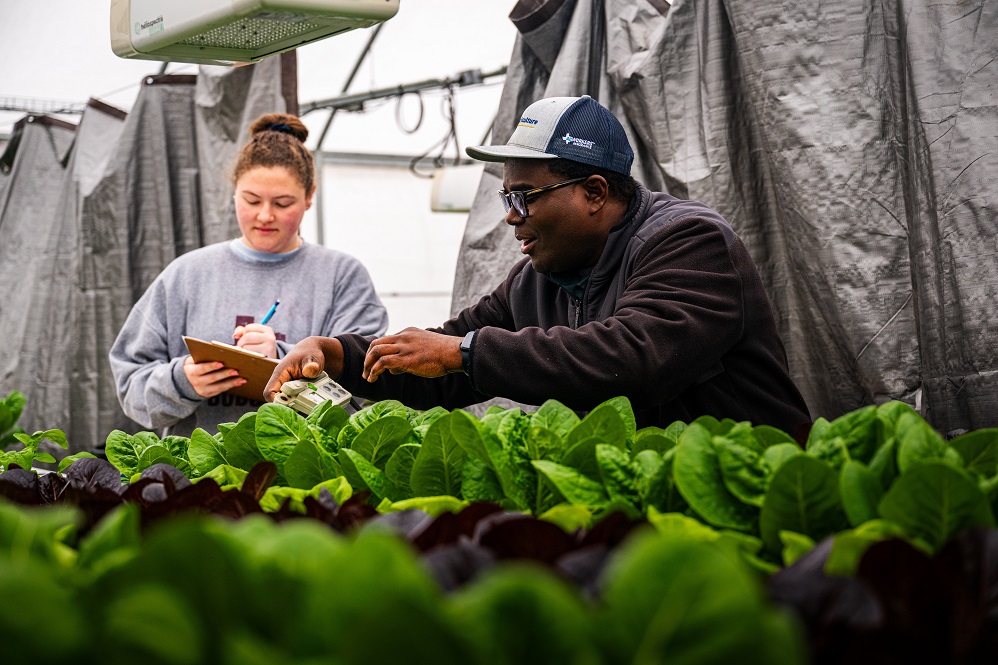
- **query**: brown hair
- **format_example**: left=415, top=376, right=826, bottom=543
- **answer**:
left=232, top=113, right=315, bottom=194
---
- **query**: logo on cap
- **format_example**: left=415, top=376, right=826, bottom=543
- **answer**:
left=518, top=116, right=539, bottom=128
left=561, top=133, right=595, bottom=150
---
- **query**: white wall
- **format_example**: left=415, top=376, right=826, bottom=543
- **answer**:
left=300, top=160, right=473, bottom=331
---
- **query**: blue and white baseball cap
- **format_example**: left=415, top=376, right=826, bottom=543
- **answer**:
left=466, top=95, right=634, bottom=176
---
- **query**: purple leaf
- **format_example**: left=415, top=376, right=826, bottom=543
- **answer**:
left=120, top=477, right=159, bottom=503
left=64, top=458, right=124, bottom=492
left=422, top=539, right=496, bottom=592
left=58, top=485, right=125, bottom=532
left=37, top=472, right=67, bottom=504
left=165, top=478, right=225, bottom=513
left=242, top=461, right=277, bottom=500
left=555, top=544, right=612, bottom=601
left=934, top=528, right=998, bottom=659
left=854, top=539, right=961, bottom=662
left=371, top=509, right=434, bottom=539
left=139, top=464, right=192, bottom=492
left=212, top=490, right=265, bottom=519
left=477, top=515, right=575, bottom=564
left=0, top=468, right=40, bottom=504
left=768, top=537, right=884, bottom=664
left=140, top=483, right=168, bottom=503
left=334, top=492, right=378, bottom=530
left=411, top=502, right=505, bottom=552
left=577, top=510, right=642, bottom=548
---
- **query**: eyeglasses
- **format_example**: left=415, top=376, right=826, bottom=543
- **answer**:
left=497, top=176, right=588, bottom=218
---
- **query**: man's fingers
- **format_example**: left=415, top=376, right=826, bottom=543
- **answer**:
left=365, top=359, right=382, bottom=382
left=264, top=337, right=342, bottom=401
left=292, top=353, right=325, bottom=379
left=265, top=352, right=324, bottom=401
left=264, top=368, right=293, bottom=402
left=363, top=343, right=398, bottom=381
left=361, top=330, right=458, bottom=381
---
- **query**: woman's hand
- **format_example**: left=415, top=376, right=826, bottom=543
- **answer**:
left=233, top=323, right=278, bottom=358
left=183, top=355, right=246, bottom=398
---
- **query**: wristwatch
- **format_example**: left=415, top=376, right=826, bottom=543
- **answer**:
left=460, top=330, right=476, bottom=376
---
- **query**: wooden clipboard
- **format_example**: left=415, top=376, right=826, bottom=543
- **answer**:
left=183, top=336, right=279, bottom=403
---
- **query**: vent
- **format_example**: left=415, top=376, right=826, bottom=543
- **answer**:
left=178, top=14, right=324, bottom=50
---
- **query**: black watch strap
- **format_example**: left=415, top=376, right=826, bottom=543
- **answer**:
left=460, top=330, right=476, bottom=376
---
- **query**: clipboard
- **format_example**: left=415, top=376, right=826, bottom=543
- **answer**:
left=183, top=336, right=279, bottom=403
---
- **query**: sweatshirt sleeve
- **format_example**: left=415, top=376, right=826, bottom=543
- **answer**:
left=108, top=279, right=202, bottom=430
left=326, top=256, right=389, bottom=337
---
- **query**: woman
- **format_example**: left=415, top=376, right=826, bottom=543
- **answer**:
left=109, top=113, right=388, bottom=437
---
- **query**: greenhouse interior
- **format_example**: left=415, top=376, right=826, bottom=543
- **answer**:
left=1, top=1, right=997, bottom=663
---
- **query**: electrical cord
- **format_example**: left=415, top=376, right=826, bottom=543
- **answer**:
left=408, top=85, right=461, bottom=179
left=394, top=89, right=424, bottom=134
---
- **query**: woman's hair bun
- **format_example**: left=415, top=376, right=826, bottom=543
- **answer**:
left=249, top=113, right=309, bottom=143
left=233, top=112, right=315, bottom=191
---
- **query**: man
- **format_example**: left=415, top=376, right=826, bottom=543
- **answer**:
left=265, top=95, right=811, bottom=435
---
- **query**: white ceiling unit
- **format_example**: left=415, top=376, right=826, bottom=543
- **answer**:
left=111, top=0, right=400, bottom=65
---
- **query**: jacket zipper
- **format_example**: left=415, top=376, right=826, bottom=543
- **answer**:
left=576, top=275, right=594, bottom=328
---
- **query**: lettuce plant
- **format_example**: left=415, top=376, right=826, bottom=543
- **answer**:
left=0, top=390, right=72, bottom=473
left=96, top=394, right=998, bottom=568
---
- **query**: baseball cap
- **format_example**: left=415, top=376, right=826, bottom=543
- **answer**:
left=466, top=95, right=634, bottom=176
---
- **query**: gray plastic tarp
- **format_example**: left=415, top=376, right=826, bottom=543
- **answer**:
left=454, top=0, right=998, bottom=433
left=0, top=56, right=294, bottom=455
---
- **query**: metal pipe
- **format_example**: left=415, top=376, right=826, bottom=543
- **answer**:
left=314, top=23, right=384, bottom=246
left=301, top=66, right=507, bottom=116
left=315, top=23, right=385, bottom=151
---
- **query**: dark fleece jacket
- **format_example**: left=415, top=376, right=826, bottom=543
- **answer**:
left=337, top=183, right=811, bottom=434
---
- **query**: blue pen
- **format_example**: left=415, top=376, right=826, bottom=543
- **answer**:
left=260, top=299, right=280, bottom=325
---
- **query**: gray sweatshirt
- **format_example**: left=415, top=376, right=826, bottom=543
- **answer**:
left=109, top=239, right=388, bottom=437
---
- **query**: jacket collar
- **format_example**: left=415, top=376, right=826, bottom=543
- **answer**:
left=587, top=182, right=649, bottom=289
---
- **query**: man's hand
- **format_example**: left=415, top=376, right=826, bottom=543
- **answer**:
left=233, top=323, right=278, bottom=358
left=363, top=327, right=463, bottom=382
left=264, top=336, right=344, bottom=402
left=183, top=355, right=246, bottom=398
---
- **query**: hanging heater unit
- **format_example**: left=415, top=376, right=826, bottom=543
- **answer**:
left=111, top=0, right=400, bottom=65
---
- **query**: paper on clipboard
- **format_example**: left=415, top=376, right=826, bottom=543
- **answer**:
left=182, top=336, right=279, bottom=403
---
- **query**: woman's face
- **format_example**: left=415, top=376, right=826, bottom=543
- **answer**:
left=234, top=165, right=314, bottom=254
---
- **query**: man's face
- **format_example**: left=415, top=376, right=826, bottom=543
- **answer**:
left=501, top=159, right=607, bottom=274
